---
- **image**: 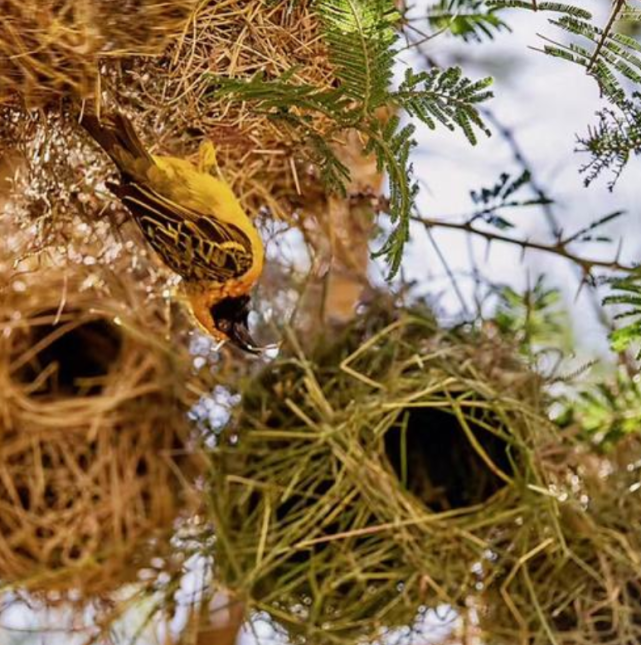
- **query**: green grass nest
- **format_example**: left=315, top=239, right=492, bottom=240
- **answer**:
left=208, top=305, right=580, bottom=644
left=480, top=433, right=641, bottom=645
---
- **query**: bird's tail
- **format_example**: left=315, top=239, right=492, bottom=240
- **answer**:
left=79, top=111, right=154, bottom=181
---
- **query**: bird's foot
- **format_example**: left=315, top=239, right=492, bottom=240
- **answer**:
left=198, top=140, right=222, bottom=178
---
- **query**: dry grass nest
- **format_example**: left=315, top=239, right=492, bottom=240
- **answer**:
left=207, top=303, right=583, bottom=644
left=0, top=258, right=204, bottom=597
left=125, top=0, right=337, bottom=225
left=0, top=0, right=195, bottom=108
left=2, top=0, right=359, bottom=234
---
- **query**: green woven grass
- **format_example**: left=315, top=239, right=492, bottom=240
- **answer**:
left=480, top=431, right=641, bottom=645
left=207, top=305, right=574, bottom=644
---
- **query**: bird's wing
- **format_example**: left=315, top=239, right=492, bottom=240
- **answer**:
left=80, top=112, right=154, bottom=182
left=115, top=181, right=254, bottom=283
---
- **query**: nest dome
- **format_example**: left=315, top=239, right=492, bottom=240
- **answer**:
left=209, top=306, right=562, bottom=644
left=0, top=262, right=201, bottom=596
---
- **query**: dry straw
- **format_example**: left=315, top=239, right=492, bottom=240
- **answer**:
left=1, top=0, right=363, bottom=303
left=0, top=254, right=203, bottom=597
left=1, top=0, right=380, bottom=293
left=0, top=0, right=195, bottom=108
left=116, top=0, right=341, bottom=225
left=208, top=303, right=572, bottom=644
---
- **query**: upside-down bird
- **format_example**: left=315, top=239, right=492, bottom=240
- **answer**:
left=80, top=111, right=265, bottom=353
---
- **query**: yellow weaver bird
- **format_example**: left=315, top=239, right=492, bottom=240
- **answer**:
left=80, top=111, right=265, bottom=353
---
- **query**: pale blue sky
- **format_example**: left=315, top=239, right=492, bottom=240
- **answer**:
left=384, top=3, right=641, bottom=364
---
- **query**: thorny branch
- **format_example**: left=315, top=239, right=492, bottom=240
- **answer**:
left=480, top=109, right=559, bottom=235
left=587, top=0, right=628, bottom=73
left=412, top=214, right=635, bottom=274
left=477, top=109, right=637, bottom=374
left=403, top=15, right=638, bottom=370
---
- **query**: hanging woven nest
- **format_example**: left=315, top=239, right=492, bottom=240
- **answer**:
left=115, top=0, right=356, bottom=226
left=1, top=0, right=385, bottom=325
left=0, top=258, right=202, bottom=597
left=479, top=433, right=641, bottom=645
left=0, top=0, right=195, bottom=108
left=208, top=303, right=568, bottom=644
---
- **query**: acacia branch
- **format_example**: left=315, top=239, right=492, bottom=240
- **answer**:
left=587, top=0, right=627, bottom=73
left=412, top=215, right=635, bottom=274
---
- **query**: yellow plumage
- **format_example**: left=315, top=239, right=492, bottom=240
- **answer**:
left=80, top=111, right=265, bottom=352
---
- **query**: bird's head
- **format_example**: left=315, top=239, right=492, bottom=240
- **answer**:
left=203, top=295, right=261, bottom=354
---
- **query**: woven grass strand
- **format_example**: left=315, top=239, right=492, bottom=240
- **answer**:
left=0, top=258, right=201, bottom=598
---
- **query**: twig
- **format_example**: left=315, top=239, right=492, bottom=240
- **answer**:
left=480, top=108, right=560, bottom=236
left=480, top=107, right=636, bottom=373
left=587, top=0, right=627, bottom=73
left=423, top=223, right=471, bottom=316
left=412, top=215, right=635, bottom=274
left=408, top=23, right=638, bottom=370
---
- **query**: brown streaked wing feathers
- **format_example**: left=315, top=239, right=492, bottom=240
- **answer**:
left=80, top=112, right=153, bottom=180
left=114, top=181, right=254, bottom=283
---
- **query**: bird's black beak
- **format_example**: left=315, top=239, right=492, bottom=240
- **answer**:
left=211, top=295, right=264, bottom=355
left=229, top=319, right=262, bottom=354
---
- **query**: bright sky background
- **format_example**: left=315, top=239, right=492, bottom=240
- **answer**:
left=385, top=2, right=641, bottom=364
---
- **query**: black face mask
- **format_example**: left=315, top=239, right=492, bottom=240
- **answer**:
left=210, top=296, right=261, bottom=354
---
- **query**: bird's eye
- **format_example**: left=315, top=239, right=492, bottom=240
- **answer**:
left=218, top=319, right=232, bottom=333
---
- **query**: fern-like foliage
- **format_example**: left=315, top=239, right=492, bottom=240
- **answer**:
left=487, top=1, right=591, bottom=19
left=546, top=5, right=641, bottom=188
left=209, top=0, right=493, bottom=278
left=395, top=67, right=492, bottom=143
left=576, top=93, right=641, bottom=189
left=427, top=0, right=511, bottom=42
left=493, top=276, right=570, bottom=357
left=318, top=0, right=397, bottom=116
left=538, top=13, right=641, bottom=104
left=468, top=170, right=552, bottom=228
left=557, top=369, right=641, bottom=449
left=604, top=271, right=641, bottom=359
left=490, top=1, right=641, bottom=188
left=364, top=118, right=419, bottom=274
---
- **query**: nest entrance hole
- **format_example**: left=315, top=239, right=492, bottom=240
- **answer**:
left=384, top=406, right=513, bottom=512
left=19, top=312, right=123, bottom=396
